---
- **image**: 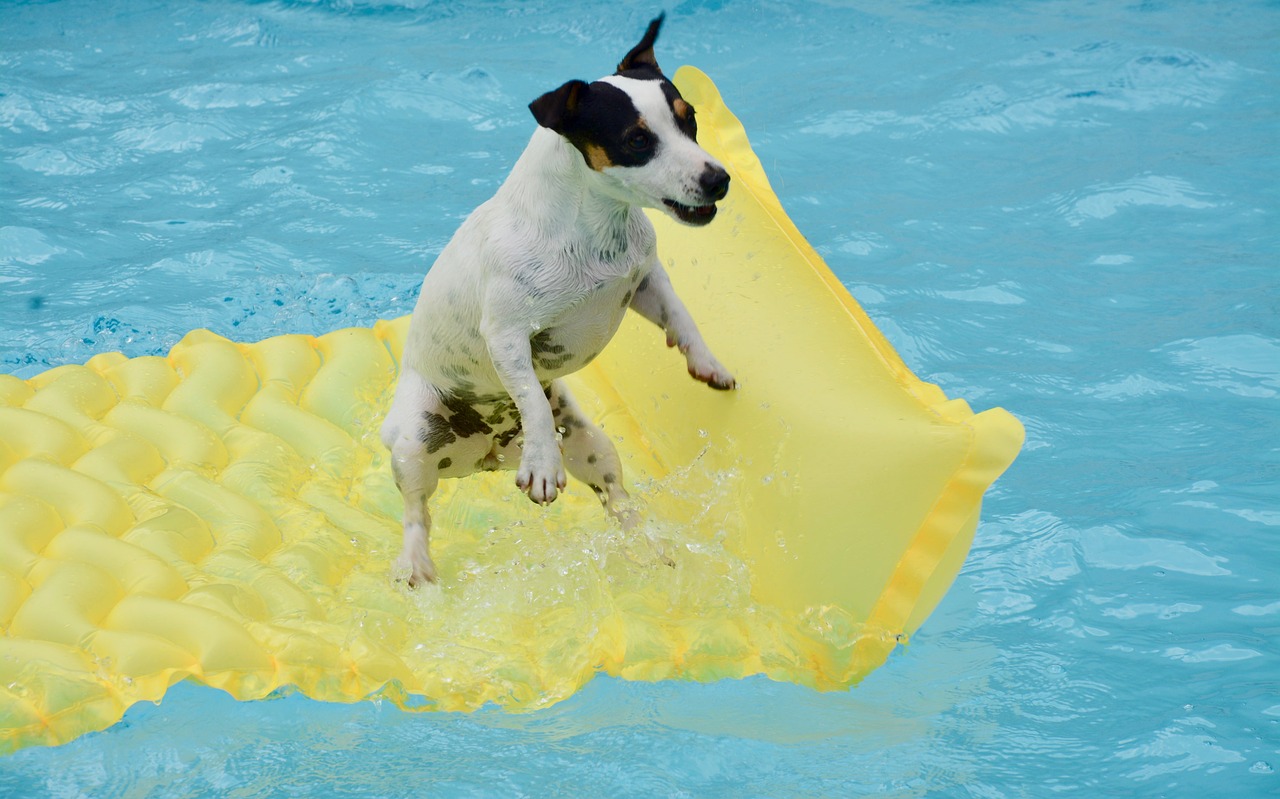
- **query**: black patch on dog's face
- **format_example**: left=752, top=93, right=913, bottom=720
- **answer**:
left=535, top=81, right=657, bottom=172
left=531, top=78, right=702, bottom=172
left=660, top=81, right=698, bottom=140
left=528, top=14, right=701, bottom=172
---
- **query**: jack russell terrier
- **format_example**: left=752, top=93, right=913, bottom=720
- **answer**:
left=380, top=14, right=735, bottom=586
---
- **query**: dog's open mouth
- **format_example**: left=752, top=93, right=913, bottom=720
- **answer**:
left=663, top=199, right=718, bottom=225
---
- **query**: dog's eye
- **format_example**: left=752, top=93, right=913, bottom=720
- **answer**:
left=626, top=131, right=654, bottom=151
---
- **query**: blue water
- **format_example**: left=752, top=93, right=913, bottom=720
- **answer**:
left=2, top=0, right=1278, bottom=796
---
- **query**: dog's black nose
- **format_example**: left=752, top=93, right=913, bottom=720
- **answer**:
left=700, top=165, right=730, bottom=202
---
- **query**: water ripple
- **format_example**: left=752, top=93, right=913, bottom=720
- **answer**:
left=1116, top=715, right=1247, bottom=781
left=1054, top=174, right=1218, bottom=226
left=801, top=44, right=1241, bottom=138
left=1167, top=334, right=1280, bottom=398
left=1077, top=525, right=1231, bottom=576
left=169, top=82, right=302, bottom=109
left=0, top=226, right=64, bottom=266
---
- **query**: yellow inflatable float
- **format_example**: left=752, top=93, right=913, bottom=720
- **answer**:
left=0, top=68, right=1023, bottom=753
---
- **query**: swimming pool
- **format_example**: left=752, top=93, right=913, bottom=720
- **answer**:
left=2, top=0, right=1277, bottom=796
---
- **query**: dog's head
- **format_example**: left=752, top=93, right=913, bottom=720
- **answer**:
left=529, top=14, right=730, bottom=227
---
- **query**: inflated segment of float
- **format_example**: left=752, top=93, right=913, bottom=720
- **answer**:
left=0, top=67, right=1023, bottom=753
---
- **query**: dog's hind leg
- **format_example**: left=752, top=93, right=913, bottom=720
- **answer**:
left=389, top=435, right=439, bottom=586
left=382, top=368, right=439, bottom=585
left=384, top=369, right=489, bottom=586
left=549, top=380, right=639, bottom=530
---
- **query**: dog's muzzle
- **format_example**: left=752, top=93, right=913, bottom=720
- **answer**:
left=664, top=165, right=730, bottom=226
left=700, top=165, right=730, bottom=202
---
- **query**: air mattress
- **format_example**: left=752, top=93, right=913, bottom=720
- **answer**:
left=0, top=67, right=1023, bottom=753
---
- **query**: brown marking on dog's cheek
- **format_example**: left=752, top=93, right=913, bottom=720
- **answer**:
left=585, top=143, right=614, bottom=171
left=668, top=96, right=697, bottom=138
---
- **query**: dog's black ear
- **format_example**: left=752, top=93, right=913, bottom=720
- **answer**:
left=529, top=79, right=589, bottom=134
left=617, top=13, right=664, bottom=74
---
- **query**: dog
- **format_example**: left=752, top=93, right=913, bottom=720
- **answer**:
left=380, top=14, right=735, bottom=586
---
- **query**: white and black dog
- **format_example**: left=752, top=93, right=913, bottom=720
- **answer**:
left=380, top=15, right=735, bottom=585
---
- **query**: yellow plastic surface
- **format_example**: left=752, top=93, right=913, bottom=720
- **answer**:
left=0, top=67, right=1023, bottom=754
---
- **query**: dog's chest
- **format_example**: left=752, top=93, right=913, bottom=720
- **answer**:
left=527, top=266, right=644, bottom=375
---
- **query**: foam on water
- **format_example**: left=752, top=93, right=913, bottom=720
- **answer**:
left=2, top=0, right=1278, bottom=796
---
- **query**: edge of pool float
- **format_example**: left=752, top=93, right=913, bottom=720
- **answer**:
left=626, top=65, right=1024, bottom=636
left=0, top=65, right=1023, bottom=754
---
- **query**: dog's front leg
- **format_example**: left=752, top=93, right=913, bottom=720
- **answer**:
left=631, top=257, right=737, bottom=390
left=482, top=321, right=567, bottom=504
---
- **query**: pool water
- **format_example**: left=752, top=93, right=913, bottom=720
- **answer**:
left=2, top=0, right=1277, bottom=796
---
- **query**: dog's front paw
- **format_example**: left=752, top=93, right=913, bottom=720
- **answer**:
left=516, top=449, right=567, bottom=505
left=393, top=541, right=438, bottom=587
left=686, top=348, right=737, bottom=391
